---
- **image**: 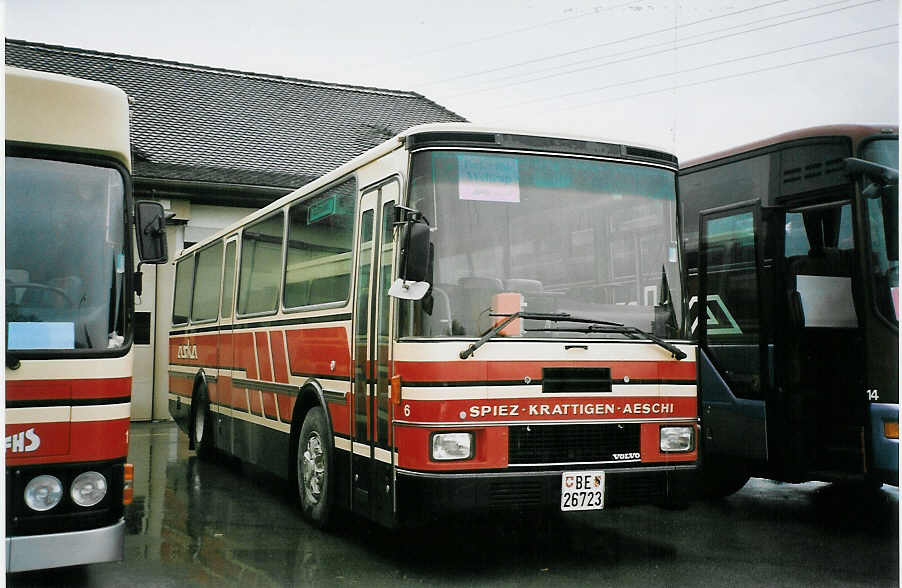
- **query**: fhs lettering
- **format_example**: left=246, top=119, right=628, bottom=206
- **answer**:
left=6, top=428, right=41, bottom=453
left=177, top=344, right=198, bottom=360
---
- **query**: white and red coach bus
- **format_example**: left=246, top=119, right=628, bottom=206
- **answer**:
left=5, top=67, right=167, bottom=571
left=168, top=124, right=698, bottom=528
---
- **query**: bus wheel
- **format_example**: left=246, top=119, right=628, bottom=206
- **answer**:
left=697, top=459, right=750, bottom=499
left=192, top=387, right=214, bottom=459
left=297, top=407, right=333, bottom=529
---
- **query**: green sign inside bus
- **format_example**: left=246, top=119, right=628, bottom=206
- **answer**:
left=307, top=194, right=337, bottom=224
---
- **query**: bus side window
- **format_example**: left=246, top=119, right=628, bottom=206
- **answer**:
left=221, top=241, right=237, bottom=318
left=172, top=255, right=195, bottom=325
left=191, top=242, right=224, bottom=322
left=284, top=178, right=356, bottom=309
left=237, top=213, right=285, bottom=316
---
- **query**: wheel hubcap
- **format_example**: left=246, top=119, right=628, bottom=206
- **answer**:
left=302, top=432, right=325, bottom=504
left=194, top=404, right=205, bottom=444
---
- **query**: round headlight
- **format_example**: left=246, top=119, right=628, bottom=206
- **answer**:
left=71, top=471, right=108, bottom=507
left=24, top=475, right=63, bottom=512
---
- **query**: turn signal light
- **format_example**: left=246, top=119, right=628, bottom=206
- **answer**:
left=123, top=463, right=134, bottom=506
left=391, top=375, right=402, bottom=405
left=884, top=421, right=899, bottom=440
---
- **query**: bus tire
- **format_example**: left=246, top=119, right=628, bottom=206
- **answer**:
left=297, top=407, right=333, bottom=529
left=697, top=459, right=750, bottom=499
left=192, top=386, right=214, bottom=459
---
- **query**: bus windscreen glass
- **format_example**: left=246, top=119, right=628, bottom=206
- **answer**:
left=861, top=138, right=899, bottom=323
left=402, top=150, right=682, bottom=338
left=6, top=157, right=127, bottom=352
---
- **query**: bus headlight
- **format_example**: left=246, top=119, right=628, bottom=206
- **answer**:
left=24, top=475, right=63, bottom=511
left=660, top=426, right=695, bottom=452
left=431, top=432, right=474, bottom=461
left=71, top=471, right=108, bottom=507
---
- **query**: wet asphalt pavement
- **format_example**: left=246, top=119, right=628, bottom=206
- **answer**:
left=9, top=421, right=899, bottom=587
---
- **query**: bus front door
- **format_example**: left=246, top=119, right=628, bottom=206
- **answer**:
left=351, top=180, right=398, bottom=526
left=698, top=202, right=770, bottom=471
left=775, top=200, right=867, bottom=477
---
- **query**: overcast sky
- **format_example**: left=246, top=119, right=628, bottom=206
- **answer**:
left=4, top=0, right=898, bottom=159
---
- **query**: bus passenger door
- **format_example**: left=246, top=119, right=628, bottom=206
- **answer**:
left=219, top=237, right=238, bottom=454
left=350, top=180, right=397, bottom=526
left=697, top=202, right=770, bottom=464
left=777, top=200, right=866, bottom=475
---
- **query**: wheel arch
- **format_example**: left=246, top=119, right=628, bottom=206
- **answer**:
left=289, top=379, right=335, bottom=472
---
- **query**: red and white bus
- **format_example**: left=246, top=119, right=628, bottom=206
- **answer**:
left=168, top=124, right=698, bottom=528
left=5, top=67, right=167, bottom=571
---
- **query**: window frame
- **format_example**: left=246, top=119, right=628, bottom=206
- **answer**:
left=171, top=253, right=196, bottom=327
left=281, top=175, right=359, bottom=314
left=236, top=209, right=287, bottom=319
left=189, top=240, right=225, bottom=325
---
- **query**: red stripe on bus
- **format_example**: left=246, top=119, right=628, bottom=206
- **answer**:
left=262, top=391, right=279, bottom=420
left=270, top=331, right=290, bottom=384
left=233, top=332, right=259, bottom=380
left=393, top=360, right=696, bottom=383
left=248, top=389, right=263, bottom=417
left=6, top=419, right=128, bottom=466
left=255, top=332, right=273, bottom=382
left=285, top=327, right=351, bottom=378
left=277, top=394, right=295, bottom=423
left=7, top=377, right=131, bottom=403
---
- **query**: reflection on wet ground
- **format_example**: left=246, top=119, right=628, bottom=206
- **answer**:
left=9, top=421, right=900, bottom=586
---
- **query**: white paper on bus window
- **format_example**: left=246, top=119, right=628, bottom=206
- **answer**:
left=795, top=275, right=857, bottom=328
left=8, top=322, right=76, bottom=350
left=458, top=154, right=520, bottom=203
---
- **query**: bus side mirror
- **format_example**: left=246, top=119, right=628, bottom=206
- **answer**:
left=135, top=200, right=170, bottom=264
left=389, top=213, right=432, bottom=300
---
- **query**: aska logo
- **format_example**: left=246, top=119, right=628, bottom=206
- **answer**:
left=6, top=428, right=41, bottom=453
left=177, top=344, right=198, bottom=360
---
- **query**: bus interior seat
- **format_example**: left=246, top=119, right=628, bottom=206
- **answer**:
left=457, top=277, right=504, bottom=335
left=6, top=269, right=29, bottom=304
left=49, top=276, right=86, bottom=307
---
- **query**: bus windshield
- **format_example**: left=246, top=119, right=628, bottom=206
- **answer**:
left=401, top=150, right=682, bottom=339
left=861, top=138, right=899, bottom=323
left=6, top=157, right=128, bottom=352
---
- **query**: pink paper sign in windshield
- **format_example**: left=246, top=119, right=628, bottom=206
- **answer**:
left=458, top=154, right=520, bottom=203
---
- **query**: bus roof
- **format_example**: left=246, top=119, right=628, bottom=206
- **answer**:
left=177, top=122, right=678, bottom=258
left=6, top=66, right=132, bottom=170
left=682, top=123, right=898, bottom=171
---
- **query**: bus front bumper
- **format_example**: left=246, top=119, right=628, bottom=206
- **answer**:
left=396, top=466, right=695, bottom=524
left=6, top=518, right=125, bottom=573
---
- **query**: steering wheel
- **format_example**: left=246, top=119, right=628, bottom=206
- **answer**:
left=8, top=282, right=75, bottom=308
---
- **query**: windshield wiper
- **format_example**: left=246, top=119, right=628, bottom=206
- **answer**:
left=459, top=312, right=686, bottom=360
left=459, top=312, right=577, bottom=359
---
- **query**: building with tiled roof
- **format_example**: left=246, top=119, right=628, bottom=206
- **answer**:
left=6, top=39, right=465, bottom=206
left=5, top=39, right=466, bottom=421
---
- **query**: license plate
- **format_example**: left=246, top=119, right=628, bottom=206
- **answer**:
left=561, top=470, right=605, bottom=511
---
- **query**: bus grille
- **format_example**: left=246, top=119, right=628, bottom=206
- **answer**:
left=508, top=423, right=641, bottom=465
left=488, top=480, right=544, bottom=506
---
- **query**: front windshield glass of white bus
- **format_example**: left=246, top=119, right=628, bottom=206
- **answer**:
left=400, top=150, right=682, bottom=339
left=861, top=138, right=899, bottom=324
left=6, top=157, right=127, bottom=352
